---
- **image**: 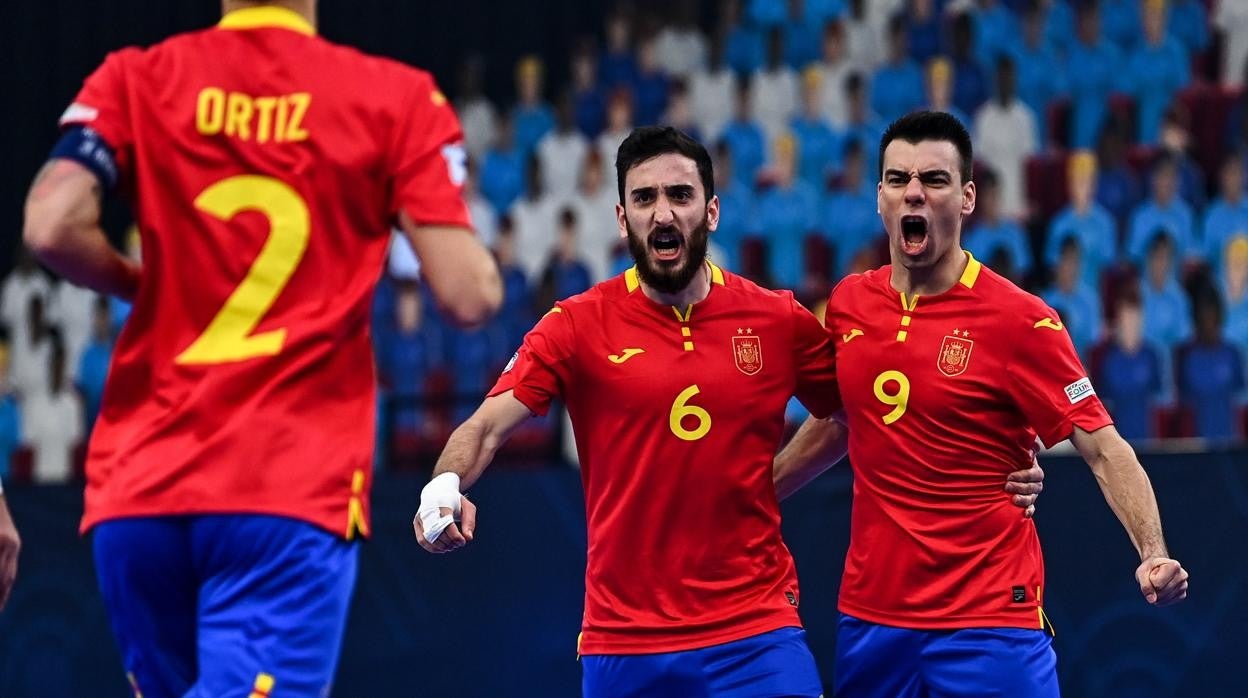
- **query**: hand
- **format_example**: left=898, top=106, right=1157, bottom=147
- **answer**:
left=1135, top=557, right=1188, bottom=607
left=413, top=496, right=476, bottom=554
left=0, top=495, right=20, bottom=610
left=1005, top=459, right=1045, bottom=518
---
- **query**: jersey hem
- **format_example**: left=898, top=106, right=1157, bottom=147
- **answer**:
left=838, top=601, right=1044, bottom=631
left=80, top=502, right=365, bottom=540
left=577, top=615, right=802, bottom=655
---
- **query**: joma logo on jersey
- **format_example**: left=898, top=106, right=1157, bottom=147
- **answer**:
left=732, top=335, right=762, bottom=375
left=937, top=335, right=974, bottom=376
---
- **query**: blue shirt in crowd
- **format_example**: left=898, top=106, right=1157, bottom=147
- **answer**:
left=1125, top=37, right=1190, bottom=144
left=1178, top=341, right=1245, bottom=440
left=1141, top=278, right=1194, bottom=350
left=1046, top=204, right=1118, bottom=286
left=1127, top=198, right=1197, bottom=264
left=1098, top=341, right=1163, bottom=441
left=1065, top=38, right=1125, bottom=148
left=964, top=218, right=1034, bottom=278
left=758, top=180, right=820, bottom=288
left=871, top=60, right=924, bottom=123
left=1043, top=282, right=1104, bottom=356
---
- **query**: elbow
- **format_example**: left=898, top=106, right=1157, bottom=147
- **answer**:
left=22, top=204, right=68, bottom=262
left=440, top=263, right=503, bottom=328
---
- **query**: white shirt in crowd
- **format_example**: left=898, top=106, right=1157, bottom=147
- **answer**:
left=467, top=190, right=499, bottom=251
left=48, top=280, right=96, bottom=383
left=512, top=194, right=563, bottom=280
left=23, top=385, right=83, bottom=484
left=972, top=99, right=1039, bottom=220
left=538, top=129, right=590, bottom=203
left=690, top=66, right=737, bottom=144
left=814, top=59, right=854, bottom=127
left=0, top=269, right=50, bottom=339
left=572, top=183, right=621, bottom=283
left=457, top=96, right=498, bottom=164
left=750, top=66, right=799, bottom=149
left=654, top=25, right=708, bottom=80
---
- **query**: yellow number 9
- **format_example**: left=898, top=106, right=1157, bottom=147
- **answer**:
left=670, top=384, right=712, bottom=441
left=873, top=370, right=910, bottom=425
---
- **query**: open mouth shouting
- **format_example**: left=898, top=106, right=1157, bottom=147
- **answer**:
left=651, top=227, right=684, bottom=263
left=900, top=215, right=929, bottom=256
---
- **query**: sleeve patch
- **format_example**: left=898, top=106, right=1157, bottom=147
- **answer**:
left=59, top=102, right=100, bottom=125
left=1064, top=377, right=1095, bottom=404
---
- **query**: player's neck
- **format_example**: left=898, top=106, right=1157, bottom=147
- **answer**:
left=640, top=263, right=712, bottom=312
left=890, top=247, right=969, bottom=297
left=222, top=0, right=316, bottom=27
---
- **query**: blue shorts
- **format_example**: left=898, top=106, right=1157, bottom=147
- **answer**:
left=92, top=514, right=358, bottom=698
left=581, top=626, right=823, bottom=698
left=834, top=614, right=1059, bottom=698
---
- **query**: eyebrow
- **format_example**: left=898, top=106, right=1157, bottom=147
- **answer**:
left=883, top=168, right=953, bottom=180
left=630, top=184, right=697, bottom=197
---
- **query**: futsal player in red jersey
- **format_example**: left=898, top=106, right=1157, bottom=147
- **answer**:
left=775, top=111, right=1189, bottom=697
left=414, top=126, right=1044, bottom=697
left=22, top=1, right=501, bottom=695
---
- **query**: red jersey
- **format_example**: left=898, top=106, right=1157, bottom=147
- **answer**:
left=61, top=6, right=471, bottom=536
left=825, top=253, right=1113, bottom=629
left=489, top=264, right=840, bottom=654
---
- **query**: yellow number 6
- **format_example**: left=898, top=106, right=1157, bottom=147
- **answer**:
left=873, top=370, right=910, bottom=425
left=176, top=175, right=310, bottom=365
left=670, top=384, right=712, bottom=441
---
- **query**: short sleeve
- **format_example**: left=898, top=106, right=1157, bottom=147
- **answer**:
left=387, top=72, right=472, bottom=229
left=487, top=306, right=575, bottom=415
left=790, top=295, right=841, bottom=419
left=1006, top=304, right=1113, bottom=447
left=59, top=49, right=138, bottom=177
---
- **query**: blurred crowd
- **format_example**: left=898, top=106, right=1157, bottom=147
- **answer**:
left=6, top=0, right=1248, bottom=481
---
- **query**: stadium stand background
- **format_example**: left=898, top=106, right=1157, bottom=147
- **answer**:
left=0, top=0, right=1242, bottom=694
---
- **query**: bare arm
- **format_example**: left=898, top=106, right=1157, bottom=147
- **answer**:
left=1071, top=424, right=1189, bottom=605
left=398, top=212, right=502, bottom=328
left=23, top=159, right=140, bottom=300
left=414, top=391, right=533, bottom=553
left=773, top=414, right=849, bottom=501
left=0, top=494, right=19, bottom=611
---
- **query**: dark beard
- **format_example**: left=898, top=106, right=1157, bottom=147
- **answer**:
left=626, top=216, right=710, bottom=295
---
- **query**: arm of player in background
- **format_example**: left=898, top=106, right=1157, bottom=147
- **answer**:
left=23, top=159, right=140, bottom=301
left=773, top=413, right=1047, bottom=514
left=0, top=493, right=20, bottom=611
left=397, top=211, right=502, bottom=329
left=773, top=413, right=850, bottom=501
left=1070, top=424, right=1189, bottom=606
left=414, top=391, right=534, bottom=554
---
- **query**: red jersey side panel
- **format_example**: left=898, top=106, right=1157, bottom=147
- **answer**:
left=490, top=265, right=840, bottom=654
left=61, top=8, right=472, bottom=537
left=826, top=255, right=1112, bottom=630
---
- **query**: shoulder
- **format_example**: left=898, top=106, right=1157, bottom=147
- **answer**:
left=719, top=268, right=800, bottom=307
left=827, top=266, right=886, bottom=309
left=973, top=265, right=1056, bottom=325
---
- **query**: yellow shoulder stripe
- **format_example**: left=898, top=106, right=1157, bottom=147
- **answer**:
left=959, top=251, right=982, bottom=289
left=218, top=6, right=315, bottom=35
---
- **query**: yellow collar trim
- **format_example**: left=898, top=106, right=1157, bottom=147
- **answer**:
left=218, top=6, right=316, bottom=36
left=708, top=261, right=726, bottom=286
left=625, top=267, right=640, bottom=293
left=959, top=251, right=982, bottom=289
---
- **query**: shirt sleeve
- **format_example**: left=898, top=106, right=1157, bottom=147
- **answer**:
left=58, top=49, right=138, bottom=178
left=387, top=71, right=472, bottom=228
left=1005, top=302, right=1114, bottom=447
left=487, top=306, right=575, bottom=415
left=790, top=294, right=840, bottom=419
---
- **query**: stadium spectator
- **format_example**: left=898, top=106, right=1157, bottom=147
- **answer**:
left=949, top=12, right=991, bottom=119
left=513, top=156, right=561, bottom=280
left=1202, top=154, right=1248, bottom=273
left=455, top=55, right=497, bottom=164
left=492, top=219, right=536, bottom=352
left=972, top=0, right=1020, bottom=69
left=748, top=0, right=788, bottom=28
left=783, top=0, right=822, bottom=68
left=1157, top=110, right=1206, bottom=214
left=1012, top=1, right=1067, bottom=148
left=1177, top=293, right=1246, bottom=440
left=633, top=35, right=671, bottom=127
left=571, top=150, right=619, bottom=282
left=376, top=282, right=444, bottom=438
left=21, top=330, right=82, bottom=484
left=709, top=140, right=758, bottom=272
left=690, top=33, right=737, bottom=144
left=596, top=88, right=635, bottom=183
left=0, top=343, right=20, bottom=482
left=791, top=67, right=840, bottom=188
left=1046, top=151, right=1119, bottom=287
left=75, top=295, right=112, bottom=434
left=10, top=296, right=51, bottom=400
left=907, top=0, right=944, bottom=65
left=0, top=248, right=50, bottom=344
left=511, top=56, right=555, bottom=157
left=1222, top=237, right=1248, bottom=350
left=1043, top=236, right=1104, bottom=356
left=1168, top=0, right=1210, bottom=56
left=570, top=41, right=608, bottom=139
left=843, top=0, right=885, bottom=72
left=538, top=208, right=595, bottom=310
left=723, top=0, right=765, bottom=75
left=821, top=138, right=880, bottom=278
left=722, top=79, right=767, bottom=186
left=972, top=56, right=1038, bottom=221
left=1039, top=0, right=1076, bottom=58
left=47, top=278, right=94, bottom=384
left=841, top=72, right=887, bottom=176
left=871, top=15, right=925, bottom=123
left=1066, top=3, right=1126, bottom=148
left=924, top=57, right=973, bottom=128
left=463, top=161, right=499, bottom=250
left=1095, top=118, right=1145, bottom=231
left=812, top=19, right=853, bottom=126
left=537, top=92, right=590, bottom=204
left=600, top=12, right=639, bottom=88
left=661, top=80, right=702, bottom=143
left=751, top=28, right=800, bottom=146
left=654, top=0, right=708, bottom=80
left=479, top=117, right=527, bottom=214
left=1140, top=232, right=1194, bottom=352
left=1127, top=155, right=1197, bottom=265
left=1096, top=291, right=1164, bottom=441
left=1214, top=0, right=1248, bottom=88
left=1100, top=0, right=1143, bottom=52
left=963, top=169, right=1033, bottom=284
left=1126, top=2, right=1191, bottom=145
left=806, top=0, right=848, bottom=26
left=757, top=134, right=820, bottom=289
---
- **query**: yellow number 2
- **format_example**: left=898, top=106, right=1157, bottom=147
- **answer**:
left=873, top=370, right=910, bottom=425
left=176, top=175, right=310, bottom=365
left=669, top=384, right=712, bottom=441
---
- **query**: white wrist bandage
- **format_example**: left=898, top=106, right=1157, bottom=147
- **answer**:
left=418, top=472, right=462, bottom=544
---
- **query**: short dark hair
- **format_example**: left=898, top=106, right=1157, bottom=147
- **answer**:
left=615, top=126, right=715, bottom=204
left=878, top=110, right=974, bottom=184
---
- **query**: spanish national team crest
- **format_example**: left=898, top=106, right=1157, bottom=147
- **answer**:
left=732, top=333, right=763, bottom=375
left=937, top=333, right=974, bottom=377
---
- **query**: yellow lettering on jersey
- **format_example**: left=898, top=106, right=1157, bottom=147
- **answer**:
left=247, top=672, right=275, bottom=698
left=608, top=348, right=645, bottom=364
left=1034, top=317, right=1064, bottom=331
left=225, top=92, right=253, bottom=140
left=196, top=87, right=225, bottom=135
left=194, top=88, right=310, bottom=143
left=286, top=92, right=311, bottom=141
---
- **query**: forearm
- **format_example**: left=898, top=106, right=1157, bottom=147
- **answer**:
left=431, top=419, right=502, bottom=490
left=773, top=414, right=848, bottom=501
left=1088, top=439, right=1169, bottom=560
left=24, top=159, right=140, bottom=300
